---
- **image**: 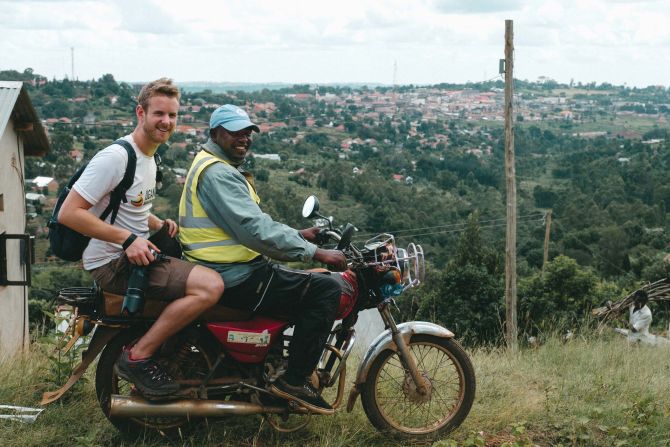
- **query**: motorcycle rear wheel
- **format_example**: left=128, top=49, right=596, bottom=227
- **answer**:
left=360, top=334, right=475, bottom=439
left=95, top=327, right=217, bottom=438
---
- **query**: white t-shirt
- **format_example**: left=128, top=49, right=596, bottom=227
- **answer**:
left=73, top=135, right=157, bottom=270
left=629, top=304, right=652, bottom=342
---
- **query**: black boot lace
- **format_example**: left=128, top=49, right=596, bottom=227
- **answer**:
left=140, top=359, right=174, bottom=385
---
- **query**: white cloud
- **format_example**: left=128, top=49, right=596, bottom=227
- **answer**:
left=430, top=0, right=524, bottom=14
left=0, top=0, right=668, bottom=86
left=115, top=0, right=186, bottom=34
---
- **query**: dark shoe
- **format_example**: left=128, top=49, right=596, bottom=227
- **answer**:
left=270, top=377, right=334, bottom=415
left=115, top=349, right=179, bottom=399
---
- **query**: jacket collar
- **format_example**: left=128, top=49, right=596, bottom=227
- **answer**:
left=202, top=138, right=246, bottom=168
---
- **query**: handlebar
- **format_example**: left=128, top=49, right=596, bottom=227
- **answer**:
left=317, top=227, right=363, bottom=264
left=318, top=228, right=423, bottom=278
left=320, top=229, right=342, bottom=243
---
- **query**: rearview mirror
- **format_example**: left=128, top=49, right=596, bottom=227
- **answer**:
left=302, top=195, right=320, bottom=219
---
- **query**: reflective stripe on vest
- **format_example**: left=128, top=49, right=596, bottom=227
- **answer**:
left=178, top=150, right=261, bottom=263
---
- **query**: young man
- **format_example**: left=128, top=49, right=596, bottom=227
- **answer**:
left=615, top=290, right=656, bottom=345
left=626, top=290, right=653, bottom=343
left=58, top=78, right=224, bottom=399
left=178, top=104, right=347, bottom=414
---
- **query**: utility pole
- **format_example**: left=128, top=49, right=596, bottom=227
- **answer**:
left=71, top=47, right=75, bottom=81
left=503, top=20, right=518, bottom=352
left=542, top=209, right=552, bottom=272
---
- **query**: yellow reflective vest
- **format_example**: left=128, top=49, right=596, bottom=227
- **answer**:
left=178, top=150, right=261, bottom=263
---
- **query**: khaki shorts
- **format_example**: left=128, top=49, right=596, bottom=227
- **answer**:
left=90, top=254, right=196, bottom=301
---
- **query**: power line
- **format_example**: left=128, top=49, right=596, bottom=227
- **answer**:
left=353, top=213, right=544, bottom=242
left=392, top=217, right=541, bottom=240
left=354, top=212, right=544, bottom=239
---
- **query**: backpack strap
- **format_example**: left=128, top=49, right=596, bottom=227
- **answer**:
left=100, top=139, right=137, bottom=224
left=49, top=162, right=88, bottom=226
left=154, top=152, right=163, bottom=189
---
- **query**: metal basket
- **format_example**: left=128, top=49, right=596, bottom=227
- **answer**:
left=362, top=234, right=425, bottom=289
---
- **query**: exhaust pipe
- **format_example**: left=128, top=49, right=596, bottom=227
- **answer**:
left=109, top=395, right=307, bottom=418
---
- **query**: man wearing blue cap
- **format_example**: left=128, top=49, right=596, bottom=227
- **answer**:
left=178, top=104, right=346, bottom=414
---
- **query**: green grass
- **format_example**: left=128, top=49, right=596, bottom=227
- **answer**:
left=2, top=332, right=670, bottom=446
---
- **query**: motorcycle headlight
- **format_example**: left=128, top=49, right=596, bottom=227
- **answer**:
left=396, top=248, right=411, bottom=284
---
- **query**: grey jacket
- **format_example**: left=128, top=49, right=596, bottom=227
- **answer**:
left=195, top=139, right=317, bottom=287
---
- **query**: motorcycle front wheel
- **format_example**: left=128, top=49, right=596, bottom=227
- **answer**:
left=95, top=326, right=217, bottom=438
left=360, top=334, right=475, bottom=439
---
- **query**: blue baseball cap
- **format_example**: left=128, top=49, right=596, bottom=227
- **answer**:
left=209, top=104, right=259, bottom=132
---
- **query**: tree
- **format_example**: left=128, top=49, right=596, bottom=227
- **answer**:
left=533, top=185, right=558, bottom=208
left=595, top=226, right=630, bottom=277
left=49, top=131, right=74, bottom=155
left=318, top=162, right=348, bottom=200
left=518, top=256, right=608, bottom=334
left=412, top=214, right=505, bottom=346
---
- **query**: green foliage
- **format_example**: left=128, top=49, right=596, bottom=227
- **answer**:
left=411, top=214, right=505, bottom=345
left=30, top=266, right=91, bottom=302
left=28, top=299, right=53, bottom=334
left=6, top=330, right=670, bottom=446
left=501, top=422, right=535, bottom=447
left=518, top=256, right=613, bottom=334
left=48, top=129, right=74, bottom=155
left=539, top=397, right=667, bottom=447
left=316, top=161, right=349, bottom=200
left=10, top=68, right=670, bottom=347
left=532, top=185, right=558, bottom=209
left=433, top=430, right=486, bottom=447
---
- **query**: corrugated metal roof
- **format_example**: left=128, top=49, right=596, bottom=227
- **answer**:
left=0, top=81, right=22, bottom=139
left=0, top=81, right=50, bottom=157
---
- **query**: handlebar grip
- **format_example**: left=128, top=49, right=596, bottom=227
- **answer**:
left=315, top=229, right=329, bottom=245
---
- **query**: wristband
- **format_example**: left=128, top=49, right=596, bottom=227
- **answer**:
left=122, top=234, right=138, bottom=251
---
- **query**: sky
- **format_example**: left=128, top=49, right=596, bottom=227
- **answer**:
left=1, top=0, right=669, bottom=88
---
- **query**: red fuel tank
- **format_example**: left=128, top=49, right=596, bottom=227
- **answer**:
left=206, top=317, right=288, bottom=363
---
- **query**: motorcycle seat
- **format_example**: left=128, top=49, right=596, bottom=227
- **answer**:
left=102, top=291, right=253, bottom=321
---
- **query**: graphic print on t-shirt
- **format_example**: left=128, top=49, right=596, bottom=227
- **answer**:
left=131, top=192, right=144, bottom=207
left=130, top=187, right=155, bottom=207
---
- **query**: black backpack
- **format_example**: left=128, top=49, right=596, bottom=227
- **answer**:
left=48, top=139, right=137, bottom=262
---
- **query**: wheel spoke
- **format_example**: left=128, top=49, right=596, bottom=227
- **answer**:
left=369, top=339, right=473, bottom=434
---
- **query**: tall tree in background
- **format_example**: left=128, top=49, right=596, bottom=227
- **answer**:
left=413, top=214, right=505, bottom=346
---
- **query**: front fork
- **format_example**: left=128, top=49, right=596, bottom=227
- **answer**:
left=378, top=302, right=428, bottom=394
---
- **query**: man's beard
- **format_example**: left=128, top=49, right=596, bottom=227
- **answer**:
left=144, top=121, right=172, bottom=144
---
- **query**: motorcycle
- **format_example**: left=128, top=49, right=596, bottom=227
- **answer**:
left=42, top=195, right=475, bottom=439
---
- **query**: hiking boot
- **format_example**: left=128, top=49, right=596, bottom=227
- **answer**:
left=114, top=348, right=179, bottom=399
left=270, top=376, right=334, bottom=415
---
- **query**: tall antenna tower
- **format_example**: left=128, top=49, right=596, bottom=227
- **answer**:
left=392, top=60, right=397, bottom=87
left=392, top=60, right=398, bottom=116
left=71, top=47, right=75, bottom=80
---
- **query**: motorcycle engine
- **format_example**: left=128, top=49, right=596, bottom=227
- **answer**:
left=263, top=337, right=288, bottom=383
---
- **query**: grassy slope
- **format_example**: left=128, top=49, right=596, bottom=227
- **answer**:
left=2, top=332, right=670, bottom=446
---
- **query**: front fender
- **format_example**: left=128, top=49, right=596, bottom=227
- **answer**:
left=355, top=321, right=454, bottom=386
left=346, top=321, right=454, bottom=412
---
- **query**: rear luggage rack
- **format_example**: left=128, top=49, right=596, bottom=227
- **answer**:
left=57, top=287, right=97, bottom=305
